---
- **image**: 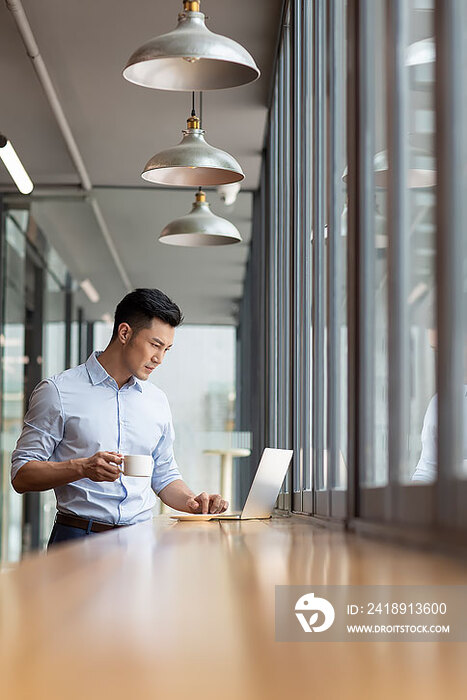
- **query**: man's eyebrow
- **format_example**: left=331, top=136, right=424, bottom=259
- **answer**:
left=151, top=337, right=173, bottom=348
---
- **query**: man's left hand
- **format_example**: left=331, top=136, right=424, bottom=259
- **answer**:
left=185, top=492, right=229, bottom=514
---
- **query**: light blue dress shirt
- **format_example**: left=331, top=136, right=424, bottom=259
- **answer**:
left=11, top=351, right=182, bottom=525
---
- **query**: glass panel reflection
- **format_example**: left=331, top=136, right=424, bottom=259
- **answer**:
left=1, top=213, right=27, bottom=564
left=407, top=0, right=437, bottom=484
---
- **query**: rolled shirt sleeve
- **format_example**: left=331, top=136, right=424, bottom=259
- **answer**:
left=151, top=413, right=182, bottom=495
left=11, top=379, right=65, bottom=482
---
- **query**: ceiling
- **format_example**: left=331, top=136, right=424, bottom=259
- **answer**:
left=0, top=0, right=283, bottom=323
left=29, top=188, right=254, bottom=324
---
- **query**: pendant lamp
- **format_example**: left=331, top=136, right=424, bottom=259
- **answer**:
left=342, top=147, right=436, bottom=188
left=406, top=37, right=435, bottom=67
left=373, top=148, right=436, bottom=188
left=123, top=1, right=260, bottom=91
left=142, top=112, right=244, bottom=186
left=159, top=189, right=242, bottom=246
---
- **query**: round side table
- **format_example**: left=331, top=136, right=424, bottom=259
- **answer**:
left=203, top=448, right=251, bottom=508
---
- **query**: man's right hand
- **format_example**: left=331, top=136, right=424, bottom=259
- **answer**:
left=75, top=451, right=123, bottom=482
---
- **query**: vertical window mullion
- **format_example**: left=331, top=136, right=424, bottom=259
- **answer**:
left=280, top=35, right=286, bottom=454
left=386, top=0, right=409, bottom=517
left=312, top=0, right=326, bottom=500
left=275, top=54, right=282, bottom=450
left=357, top=0, right=376, bottom=501
left=303, top=0, right=313, bottom=503
left=283, top=20, right=292, bottom=508
left=292, top=0, right=303, bottom=509
left=328, top=0, right=345, bottom=504
left=268, top=90, right=278, bottom=448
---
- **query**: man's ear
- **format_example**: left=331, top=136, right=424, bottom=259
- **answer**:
left=118, top=323, right=133, bottom=345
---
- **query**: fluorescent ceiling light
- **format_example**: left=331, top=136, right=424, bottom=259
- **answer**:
left=80, top=279, right=100, bottom=303
left=0, top=135, right=33, bottom=194
left=101, top=313, right=113, bottom=324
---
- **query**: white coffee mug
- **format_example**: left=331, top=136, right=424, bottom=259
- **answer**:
left=120, top=454, right=153, bottom=477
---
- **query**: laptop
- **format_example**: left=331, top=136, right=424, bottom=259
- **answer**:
left=170, top=447, right=293, bottom=521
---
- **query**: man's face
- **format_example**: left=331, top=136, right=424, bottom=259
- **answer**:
left=119, top=317, right=175, bottom=380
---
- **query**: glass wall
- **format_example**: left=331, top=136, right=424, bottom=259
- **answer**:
left=335, top=0, right=348, bottom=493
left=43, top=248, right=68, bottom=378
left=327, top=0, right=348, bottom=496
left=406, top=0, right=436, bottom=485
left=0, top=206, right=83, bottom=563
left=0, top=212, right=27, bottom=563
left=370, top=0, right=389, bottom=488
left=310, top=0, right=349, bottom=515
left=238, top=0, right=467, bottom=544
left=39, top=261, right=68, bottom=550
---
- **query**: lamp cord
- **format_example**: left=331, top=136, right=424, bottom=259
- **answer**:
left=190, top=92, right=203, bottom=124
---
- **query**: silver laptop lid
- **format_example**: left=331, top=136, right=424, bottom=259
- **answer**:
left=241, top=448, right=293, bottom=519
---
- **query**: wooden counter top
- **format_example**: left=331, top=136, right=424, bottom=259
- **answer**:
left=0, top=515, right=466, bottom=700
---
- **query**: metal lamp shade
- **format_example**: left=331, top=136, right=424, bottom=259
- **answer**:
left=406, top=37, right=435, bottom=67
left=142, top=128, right=244, bottom=186
left=123, top=8, right=260, bottom=91
left=373, top=149, right=436, bottom=188
left=159, top=191, right=242, bottom=246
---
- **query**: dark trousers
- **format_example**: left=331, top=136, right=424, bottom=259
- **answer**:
left=47, top=521, right=99, bottom=550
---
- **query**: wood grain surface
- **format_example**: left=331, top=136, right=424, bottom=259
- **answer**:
left=0, top=515, right=466, bottom=700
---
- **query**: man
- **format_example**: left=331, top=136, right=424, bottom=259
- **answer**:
left=11, top=288, right=228, bottom=548
left=412, top=328, right=467, bottom=482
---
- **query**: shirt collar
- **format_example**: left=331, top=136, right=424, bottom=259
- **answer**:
left=85, top=351, right=143, bottom=392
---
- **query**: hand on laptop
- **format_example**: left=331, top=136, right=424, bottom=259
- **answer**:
left=185, top=492, right=229, bottom=514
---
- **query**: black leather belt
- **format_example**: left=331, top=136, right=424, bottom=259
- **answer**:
left=56, top=512, right=129, bottom=533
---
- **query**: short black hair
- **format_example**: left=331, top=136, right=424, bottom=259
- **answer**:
left=111, top=288, right=183, bottom=340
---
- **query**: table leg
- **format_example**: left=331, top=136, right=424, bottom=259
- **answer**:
left=220, top=454, right=233, bottom=507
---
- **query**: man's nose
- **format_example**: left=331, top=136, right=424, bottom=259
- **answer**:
left=152, top=350, right=163, bottom=364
